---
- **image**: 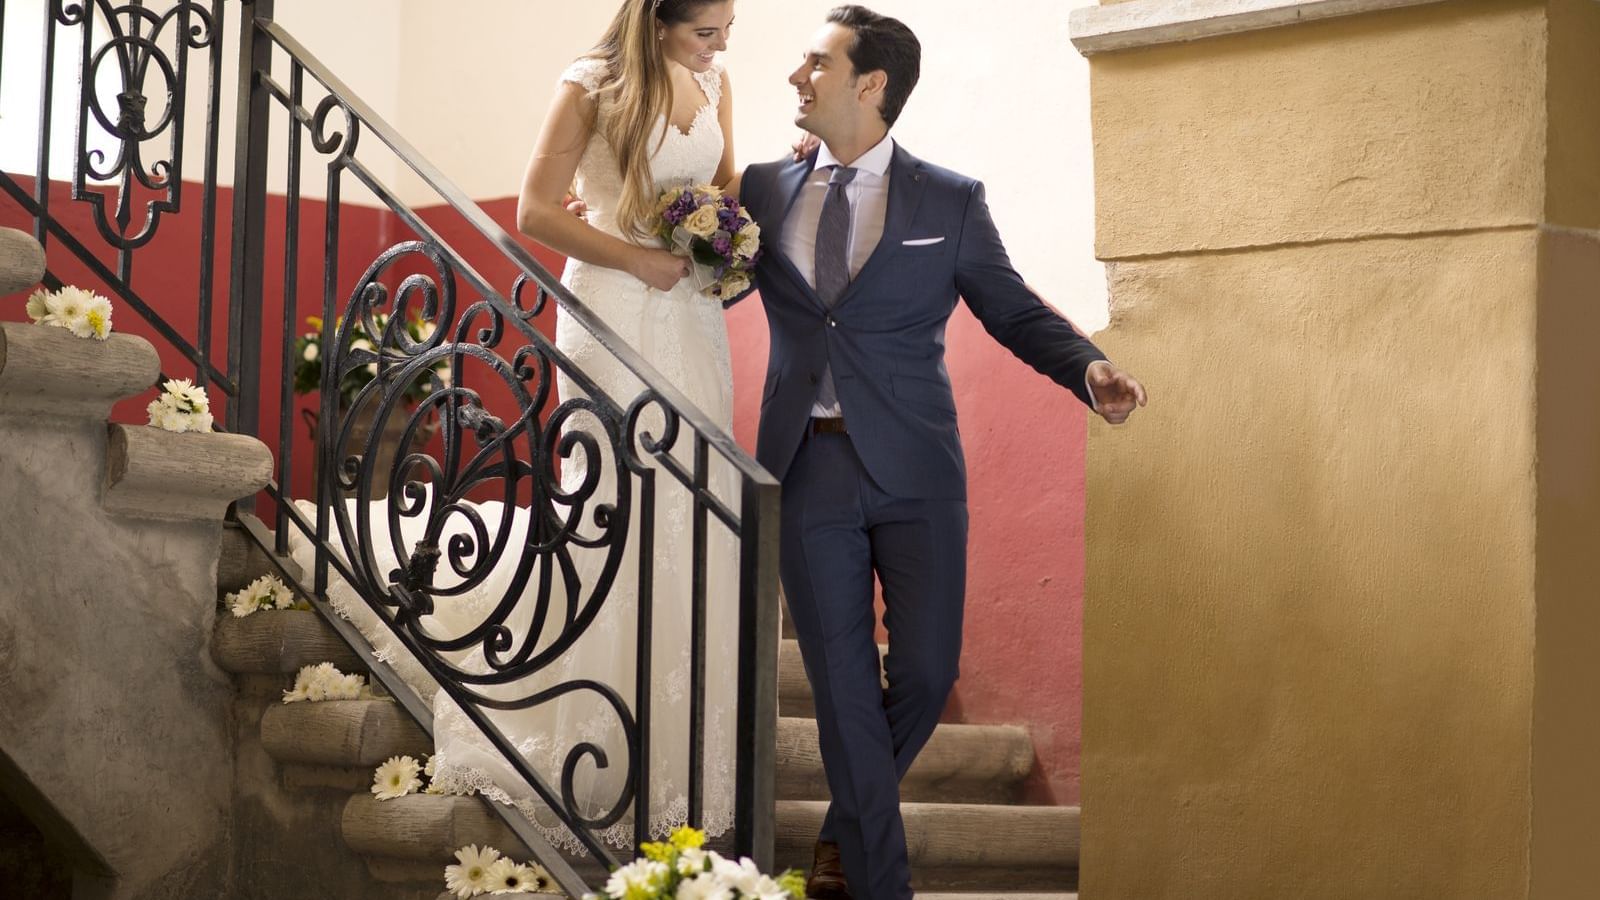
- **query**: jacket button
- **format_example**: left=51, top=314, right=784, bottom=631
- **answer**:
left=826, top=316, right=837, bottom=327
left=808, top=373, right=819, bottom=385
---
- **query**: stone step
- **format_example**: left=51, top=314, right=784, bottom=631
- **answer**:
left=268, top=701, right=1028, bottom=807
left=344, top=794, right=1076, bottom=892
left=0, top=322, right=159, bottom=420
left=435, top=883, right=1075, bottom=890
left=917, top=895, right=1077, bottom=900
left=779, top=638, right=888, bottom=719
left=343, top=794, right=609, bottom=886
left=212, top=609, right=363, bottom=676
left=776, top=801, right=1078, bottom=891
left=342, top=794, right=521, bottom=861
left=0, top=226, right=45, bottom=295
left=261, top=699, right=429, bottom=768
left=777, top=718, right=1032, bottom=805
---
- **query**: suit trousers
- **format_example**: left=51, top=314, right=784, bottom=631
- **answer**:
left=779, top=429, right=968, bottom=900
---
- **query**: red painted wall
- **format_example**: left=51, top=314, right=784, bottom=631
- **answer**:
left=3, top=180, right=1084, bottom=805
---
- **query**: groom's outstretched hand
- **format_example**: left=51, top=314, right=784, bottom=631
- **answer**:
left=1087, top=360, right=1147, bottom=425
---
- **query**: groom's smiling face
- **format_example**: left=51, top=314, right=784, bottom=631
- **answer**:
left=790, top=23, right=875, bottom=140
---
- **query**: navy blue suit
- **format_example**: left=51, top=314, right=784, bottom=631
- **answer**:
left=730, top=144, right=1107, bottom=899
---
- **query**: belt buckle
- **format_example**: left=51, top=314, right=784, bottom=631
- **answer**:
left=810, top=417, right=847, bottom=436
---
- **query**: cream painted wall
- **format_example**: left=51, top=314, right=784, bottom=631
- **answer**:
left=413, top=0, right=1108, bottom=332
left=0, top=1, right=404, bottom=201
left=1, top=1, right=1107, bottom=332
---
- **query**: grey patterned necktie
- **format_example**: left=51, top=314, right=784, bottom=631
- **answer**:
left=813, top=165, right=857, bottom=411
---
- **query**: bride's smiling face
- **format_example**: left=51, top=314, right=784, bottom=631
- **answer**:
left=661, top=1, right=734, bottom=74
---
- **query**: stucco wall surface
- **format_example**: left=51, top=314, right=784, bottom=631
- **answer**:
left=1089, top=0, right=1547, bottom=259
left=1082, top=228, right=1539, bottom=898
left=0, top=417, right=236, bottom=899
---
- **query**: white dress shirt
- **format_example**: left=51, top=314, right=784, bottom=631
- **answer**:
left=781, top=133, right=896, bottom=418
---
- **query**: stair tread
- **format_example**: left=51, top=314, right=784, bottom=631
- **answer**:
left=273, top=706, right=1029, bottom=804
left=777, top=800, right=1078, bottom=873
left=343, top=793, right=523, bottom=860
left=778, top=716, right=1032, bottom=804
left=262, top=698, right=429, bottom=768
left=350, top=794, right=1076, bottom=870
left=916, top=895, right=1077, bottom=900
left=213, top=609, right=362, bottom=675
left=780, top=638, right=885, bottom=718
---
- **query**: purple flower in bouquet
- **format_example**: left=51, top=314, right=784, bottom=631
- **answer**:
left=662, top=190, right=697, bottom=226
left=654, top=183, right=763, bottom=299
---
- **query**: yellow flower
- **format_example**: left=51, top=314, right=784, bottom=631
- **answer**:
left=84, top=303, right=111, bottom=340
left=639, top=841, right=674, bottom=863
left=669, top=826, right=706, bottom=850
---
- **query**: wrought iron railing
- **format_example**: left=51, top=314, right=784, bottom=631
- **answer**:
left=0, top=0, right=781, bottom=891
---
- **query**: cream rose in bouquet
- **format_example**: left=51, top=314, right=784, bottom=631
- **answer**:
left=654, top=185, right=762, bottom=301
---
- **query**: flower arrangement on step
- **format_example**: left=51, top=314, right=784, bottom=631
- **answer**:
left=586, top=826, right=804, bottom=900
left=224, top=574, right=308, bottom=618
left=281, top=662, right=373, bottom=703
left=146, top=378, right=214, bottom=433
left=370, top=752, right=466, bottom=801
left=292, top=311, right=450, bottom=410
left=445, top=844, right=559, bottom=897
left=26, top=285, right=113, bottom=340
left=653, top=184, right=761, bottom=301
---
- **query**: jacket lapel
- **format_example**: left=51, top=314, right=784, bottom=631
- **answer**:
left=758, top=153, right=825, bottom=311
left=832, top=143, right=928, bottom=311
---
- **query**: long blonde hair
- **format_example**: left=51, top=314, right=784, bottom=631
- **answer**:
left=585, top=0, right=719, bottom=240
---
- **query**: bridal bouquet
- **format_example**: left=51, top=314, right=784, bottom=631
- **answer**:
left=654, top=184, right=762, bottom=301
left=584, top=826, right=804, bottom=900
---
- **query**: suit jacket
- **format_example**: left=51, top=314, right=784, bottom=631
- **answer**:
left=730, top=143, right=1108, bottom=500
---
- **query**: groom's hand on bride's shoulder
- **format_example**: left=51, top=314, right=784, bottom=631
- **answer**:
left=1087, top=361, right=1147, bottom=426
left=563, top=192, right=587, bottom=220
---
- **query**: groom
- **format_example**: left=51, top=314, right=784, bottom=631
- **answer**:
left=731, top=6, right=1146, bottom=900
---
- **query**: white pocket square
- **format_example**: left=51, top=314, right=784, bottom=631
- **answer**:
left=902, top=237, right=946, bottom=247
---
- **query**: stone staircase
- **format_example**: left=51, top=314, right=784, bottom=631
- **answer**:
left=210, top=575, right=1080, bottom=899
left=2, top=221, right=1079, bottom=898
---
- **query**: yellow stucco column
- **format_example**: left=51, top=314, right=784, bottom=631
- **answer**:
left=1072, top=0, right=1600, bottom=895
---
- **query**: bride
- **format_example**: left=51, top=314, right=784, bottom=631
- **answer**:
left=427, top=0, right=744, bottom=853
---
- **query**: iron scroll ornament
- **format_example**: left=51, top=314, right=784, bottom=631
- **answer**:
left=54, top=0, right=220, bottom=250
left=322, top=240, right=659, bottom=834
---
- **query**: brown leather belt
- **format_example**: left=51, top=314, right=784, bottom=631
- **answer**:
left=809, top=417, right=848, bottom=435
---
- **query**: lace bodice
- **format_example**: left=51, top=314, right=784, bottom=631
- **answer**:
left=560, top=57, right=725, bottom=238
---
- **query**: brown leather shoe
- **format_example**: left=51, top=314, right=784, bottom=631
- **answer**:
left=806, top=840, right=853, bottom=900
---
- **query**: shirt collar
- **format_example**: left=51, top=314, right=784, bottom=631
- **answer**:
left=816, top=133, right=894, bottom=179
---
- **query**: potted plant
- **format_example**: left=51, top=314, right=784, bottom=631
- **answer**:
left=294, top=312, right=449, bottom=500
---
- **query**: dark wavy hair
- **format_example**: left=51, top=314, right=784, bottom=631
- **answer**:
left=826, top=5, right=921, bottom=128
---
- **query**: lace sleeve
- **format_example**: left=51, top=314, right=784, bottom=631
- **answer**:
left=693, top=62, right=724, bottom=108
left=559, top=57, right=608, bottom=95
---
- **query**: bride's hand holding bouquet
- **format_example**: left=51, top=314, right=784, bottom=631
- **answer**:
left=654, top=184, right=762, bottom=302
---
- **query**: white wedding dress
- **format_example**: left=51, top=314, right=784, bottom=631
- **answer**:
left=287, top=57, right=740, bottom=855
